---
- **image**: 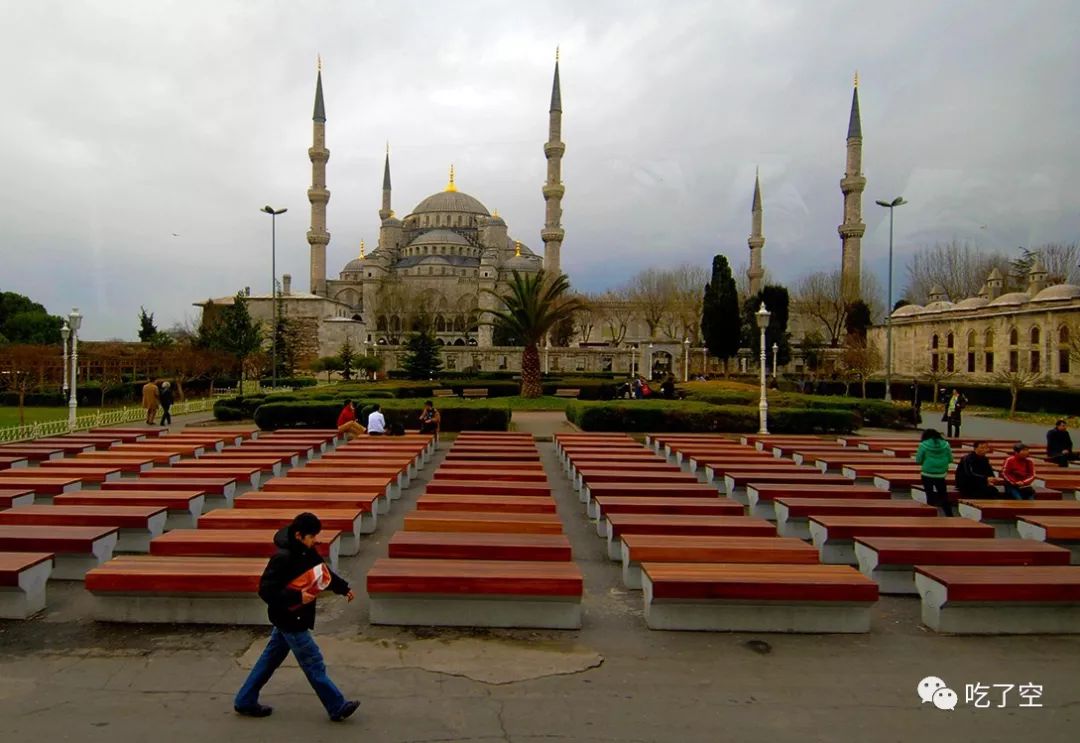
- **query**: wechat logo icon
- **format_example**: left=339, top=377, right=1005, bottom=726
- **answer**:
left=918, top=676, right=957, bottom=710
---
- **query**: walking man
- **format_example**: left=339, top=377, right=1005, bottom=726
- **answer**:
left=141, top=380, right=160, bottom=425
left=159, top=381, right=174, bottom=427
left=234, top=512, right=360, bottom=721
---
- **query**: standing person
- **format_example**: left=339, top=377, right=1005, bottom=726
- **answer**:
left=916, top=428, right=954, bottom=516
left=942, top=389, right=966, bottom=438
left=1046, top=419, right=1080, bottom=467
left=141, top=380, right=160, bottom=425
left=335, top=399, right=365, bottom=440
left=1002, top=443, right=1037, bottom=500
left=418, top=400, right=441, bottom=438
left=159, top=381, right=174, bottom=427
left=234, top=513, right=360, bottom=721
left=955, top=441, right=1001, bottom=499
left=366, top=403, right=386, bottom=436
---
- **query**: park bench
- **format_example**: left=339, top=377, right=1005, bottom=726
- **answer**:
left=263, top=476, right=394, bottom=509
left=775, top=498, right=936, bottom=539
left=855, top=536, right=1071, bottom=595
left=1016, top=516, right=1080, bottom=563
left=805, top=453, right=902, bottom=471
left=433, top=388, right=455, bottom=398
left=171, top=457, right=283, bottom=478
left=577, top=469, right=699, bottom=491
left=367, top=558, right=583, bottom=629
left=604, top=514, right=775, bottom=561
left=102, top=476, right=238, bottom=510
left=404, top=510, right=563, bottom=534
left=150, top=529, right=341, bottom=570
left=432, top=468, right=548, bottom=483
left=839, top=463, right=921, bottom=482
left=620, top=534, right=818, bottom=590
left=0, top=505, right=166, bottom=552
left=77, top=449, right=179, bottom=465
left=0, top=525, right=116, bottom=580
left=640, top=562, right=878, bottom=633
left=114, top=442, right=206, bottom=457
left=416, top=495, right=557, bottom=514
left=237, top=442, right=316, bottom=460
left=461, top=388, right=489, bottom=399
left=699, top=461, right=803, bottom=486
left=140, top=465, right=262, bottom=490
left=0, top=445, right=67, bottom=461
left=387, top=532, right=572, bottom=561
left=1035, top=473, right=1080, bottom=494
left=0, top=456, right=29, bottom=471
left=299, top=461, right=411, bottom=494
left=722, top=471, right=851, bottom=502
left=207, top=449, right=296, bottom=469
left=198, top=507, right=368, bottom=555
left=425, top=480, right=551, bottom=498
left=0, top=489, right=35, bottom=509
left=809, top=515, right=994, bottom=565
left=0, top=475, right=83, bottom=496
left=234, top=490, right=380, bottom=527
left=39, top=435, right=123, bottom=449
left=160, top=433, right=233, bottom=450
left=89, top=426, right=164, bottom=438
left=43, top=457, right=152, bottom=475
left=566, top=458, right=674, bottom=488
left=591, top=496, right=743, bottom=537
left=85, top=555, right=269, bottom=625
left=746, top=483, right=888, bottom=524
left=444, top=451, right=539, bottom=462
left=957, top=500, right=1080, bottom=538
left=54, top=490, right=206, bottom=530
left=0, top=552, right=53, bottom=618
left=915, top=565, right=1080, bottom=633
left=911, top=485, right=1060, bottom=504
left=553, top=388, right=580, bottom=398
left=582, top=481, right=720, bottom=515
left=4, top=466, right=122, bottom=486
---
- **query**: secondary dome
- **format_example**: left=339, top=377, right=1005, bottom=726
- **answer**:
left=954, top=297, right=990, bottom=310
left=922, top=300, right=955, bottom=313
left=411, top=190, right=490, bottom=216
left=408, top=229, right=472, bottom=247
left=1032, top=284, right=1080, bottom=302
left=342, top=257, right=365, bottom=272
left=988, top=291, right=1030, bottom=307
left=891, top=304, right=924, bottom=317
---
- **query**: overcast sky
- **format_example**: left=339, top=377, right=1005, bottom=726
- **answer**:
left=2, top=0, right=1078, bottom=339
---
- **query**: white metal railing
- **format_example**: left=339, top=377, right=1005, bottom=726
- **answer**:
left=0, top=395, right=220, bottom=443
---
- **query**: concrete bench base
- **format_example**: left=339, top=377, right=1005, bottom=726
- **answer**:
left=809, top=523, right=857, bottom=565
left=854, top=542, right=918, bottom=594
left=90, top=593, right=269, bottom=625
left=776, top=512, right=811, bottom=540
left=54, top=534, right=119, bottom=580
left=369, top=594, right=581, bottom=629
left=643, top=582, right=871, bottom=633
left=0, top=560, right=51, bottom=618
left=622, top=554, right=645, bottom=589
left=116, top=513, right=168, bottom=553
left=915, top=573, right=1080, bottom=634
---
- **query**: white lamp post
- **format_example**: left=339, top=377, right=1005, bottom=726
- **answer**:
left=67, top=308, right=82, bottom=430
left=683, top=337, right=690, bottom=382
left=648, top=342, right=654, bottom=379
left=756, top=302, right=770, bottom=435
left=702, top=346, right=707, bottom=378
left=60, top=322, right=70, bottom=397
left=772, top=342, right=779, bottom=380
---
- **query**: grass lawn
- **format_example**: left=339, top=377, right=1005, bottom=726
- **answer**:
left=0, top=406, right=70, bottom=427
left=492, top=396, right=574, bottom=411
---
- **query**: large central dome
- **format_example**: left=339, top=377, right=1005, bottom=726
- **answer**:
left=411, top=190, right=490, bottom=216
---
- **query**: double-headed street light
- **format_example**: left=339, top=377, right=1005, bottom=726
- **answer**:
left=875, top=196, right=907, bottom=402
left=261, top=205, right=287, bottom=389
left=756, top=302, right=771, bottom=435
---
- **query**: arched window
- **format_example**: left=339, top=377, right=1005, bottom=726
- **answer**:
left=375, top=315, right=387, bottom=332
left=931, top=334, right=940, bottom=349
left=1009, top=328, right=1018, bottom=345
left=946, top=333, right=954, bottom=349
left=1031, top=326, right=1041, bottom=345
left=966, top=331, right=977, bottom=372
left=967, top=331, right=977, bottom=348
left=985, top=329, right=994, bottom=347
left=389, top=315, right=401, bottom=333
left=435, top=315, right=446, bottom=333
left=1061, top=327, right=1072, bottom=374
left=1060, top=326, right=1070, bottom=344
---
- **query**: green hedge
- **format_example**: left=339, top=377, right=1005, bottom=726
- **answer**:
left=686, top=389, right=910, bottom=429
left=258, top=377, right=318, bottom=388
left=565, top=401, right=858, bottom=434
left=252, top=399, right=511, bottom=432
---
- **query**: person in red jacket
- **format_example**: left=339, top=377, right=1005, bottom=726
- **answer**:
left=336, top=399, right=366, bottom=440
left=1001, top=442, right=1037, bottom=500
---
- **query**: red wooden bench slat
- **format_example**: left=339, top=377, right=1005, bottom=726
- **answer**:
left=914, top=565, right=1080, bottom=602
left=85, top=555, right=266, bottom=593
left=387, top=532, right=572, bottom=561
left=416, top=495, right=557, bottom=513
left=0, top=505, right=165, bottom=528
left=0, top=552, right=54, bottom=586
left=366, top=558, right=582, bottom=596
left=0, top=525, right=117, bottom=553
left=642, top=563, right=878, bottom=602
left=150, top=529, right=338, bottom=559
left=622, top=534, right=819, bottom=563
left=855, top=537, right=1071, bottom=565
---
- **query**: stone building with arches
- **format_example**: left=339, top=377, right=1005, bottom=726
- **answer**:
left=868, top=261, right=1080, bottom=385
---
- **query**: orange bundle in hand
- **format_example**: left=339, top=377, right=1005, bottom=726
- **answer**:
left=287, top=564, right=332, bottom=609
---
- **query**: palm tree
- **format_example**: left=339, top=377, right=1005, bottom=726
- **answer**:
left=484, top=270, right=583, bottom=398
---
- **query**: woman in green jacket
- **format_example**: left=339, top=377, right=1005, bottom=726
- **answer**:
left=915, top=428, right=954, bottom=516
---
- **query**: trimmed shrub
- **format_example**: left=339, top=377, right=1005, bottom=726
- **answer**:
left=213, top=395, right=267, bottom=421
left=253, top=399, right=511, bottom=432
left=565, top=400, right=857, bottom=434
left=257, top=377, right=317, bottom=388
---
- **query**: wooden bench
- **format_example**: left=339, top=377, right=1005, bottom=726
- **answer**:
left=366, top=558, right=583, bottom=629
left=911, top=485, right=1061, bottom=504
left=578, top=469, right=699, bottom=491
left=0, top=445, right=66, bottom=461
left=0, top=552, right=53, bottom=618
left=85, top=555, right=269, bottom=625
left=150, top=529, right=342, bottom=570
left=582, top=481, right=721, bottom=515
left=722, top=471, right=851, bottom=501
left=404, top=510, right=563, bottom=535
left=0, top=456, right=28, bottom=471
left=199, top=507, right=368, bottom=555
left=641, top=563, right=878, bottom=633
left=114, top=442, right=206, bottom=457
left=591, top=497, right=743, bottom=537
left=416, top=495, right=557, bottom=514
left=0, top=525, right=117, bottom=580
left=433, top=388, right=455, bottom=398
left=957, top=500, right=1080, bottom=538
left=461, top=388, right=489, bottom=399
left=263, top=476, right=394, bottom=510
left=425, top=480, right=551, bottom=498
left=0, top=489, right=35, bottom=509
left=855, top=537, right=1071, bottom=595
left=234, top=491, right=379, bottom=530
left=809, top=516, right=995, bottom=565
left=73, top=451, right=166, bottom=468
left=746, top=483, right=888, bottom=522
left=432, top=468, right=548, bottom=483
left=54, top=490, right=206, bottom=530
left=553, top=388, right=580, bottom=398
left=387, top=532, right=572, bottom=561
left=1017, top=516, right=1080, bottom=563
left=237, top=442, right=315, bottom=461
left=171, top=457, right=283, bottom=478
left=605, top=514, right=775, bottom=561
left=141, top=465, right=262, bottom=490
left=207, top=449, right=297, bottom=469
left=701, top=462, right=806, bottom=486
left=0, top=505, right=166, bottom=552
left=915, top=565, right=1080, bottom=633
left=102, top=477, right=238, bottom=510
left=620, top=534, right=817, bottom=589
left=4, top=466, right=122, bottom=486
left=0, top=475, right=84, bottom=496
left=774, top=498, right=937, bottom=540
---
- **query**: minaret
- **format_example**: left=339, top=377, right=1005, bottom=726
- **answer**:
left=747, top=168, right=765, bottom=297
left=541, top=49, right=566, bottom=275
left=379, top=143, right=392, bottom=221
left=838, top=72, right=866, bottom=301
left=307, top=58, right=331, bottom=295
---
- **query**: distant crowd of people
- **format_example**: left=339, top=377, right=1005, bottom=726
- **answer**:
left=619, top=373, right=684, bottom=400
left=141, top=379, right=175, bottom=426
left=335, top=399, right=441, bottom=440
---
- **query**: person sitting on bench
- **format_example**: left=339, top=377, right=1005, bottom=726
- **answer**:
left=366, top=404, right=386, bottom=436
left=1046, top=419, right=1080, bottom=468
left=336, top=400, right=366, bottom=440
left=418, top=400, right=441, bottom=437
left=955, top=440, right=1001, bottom=499
left=1002, top=442, right=1037, bottom=500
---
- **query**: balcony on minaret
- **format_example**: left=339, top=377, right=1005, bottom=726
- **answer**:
left=307, top=187, right=330, bottom=204
left=544, top=141, right=566, bottom=158
left=541, top=227, right=565, bottom=243
left=308, top=147, right=329, bottom=163
left=306, top=229, right=330, bottom=245
left=837, top=223, right=865, bottom=239
left=840, top=174, right=866, bottom=192
left=542, top=183, right=565, bottom=200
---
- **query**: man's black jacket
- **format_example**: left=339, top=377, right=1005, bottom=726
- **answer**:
left=258, top=527, right=349, bottom=632
left=1047, top=428, right=1073, bottom=457
left=955, top=452, right=995, bottom=493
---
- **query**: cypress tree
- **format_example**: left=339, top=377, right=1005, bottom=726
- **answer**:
left=701, top=255, right=741, bottom=367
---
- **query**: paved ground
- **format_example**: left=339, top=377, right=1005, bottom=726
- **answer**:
left=1, top=419, right=1078, bottom=741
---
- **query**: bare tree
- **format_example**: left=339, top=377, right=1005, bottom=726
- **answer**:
left=904, top=240, right=1012, bottom=303
left=573, top=293, right=601, bottom=344
left=628, top=268, right=675, bottom=338
left=0, top=344, right=57, bottom=425
left=597, top=291, right=634, bottom=346
left=1032, top=242, right=1080, bottom=285
left=661, top=263, right=708, bottom=343
left=918, top=363, right=958, bottom=405
left=840, top=341, right=882, bottom=399
left=793, top=270, right=848, bottom=347
left=994, top=368, right=1042, bottom=418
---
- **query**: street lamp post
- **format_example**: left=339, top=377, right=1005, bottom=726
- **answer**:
left=702, top=346, right=707, bottom=378
left=67, top=308, right=82, bottom=430
left=648, top=343, right=654, bottom=380
left=772, top=342, right=779, bottom=380
left=683, top=337, right=690, bottom=382
left=261, top=205, right=287, bottom=389
left=875, top=196, right=907, bottom=402
left=60, top=322, right=70, bottom=397
left=756, top=302, right=771, bottom=435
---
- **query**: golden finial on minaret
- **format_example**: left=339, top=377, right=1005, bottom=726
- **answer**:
left=317, top=54, right=322, bottom=72
left=359, top=239, right=365, bottom=258
left=446, top=164, right=457, bottom=192
left=492, top=208, right=499, bottom=218
left=854, top=70, right=859, bottom=88
left=386, top=140, right=389, bottom=155
left=514, top=241, right=522, bottom=257
left=555, top=46, right=560, bottom=63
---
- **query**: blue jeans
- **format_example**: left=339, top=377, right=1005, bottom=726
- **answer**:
left=235, top=627, right=347, bottom=716
left=1005, top=484, right=1035, bottom=500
